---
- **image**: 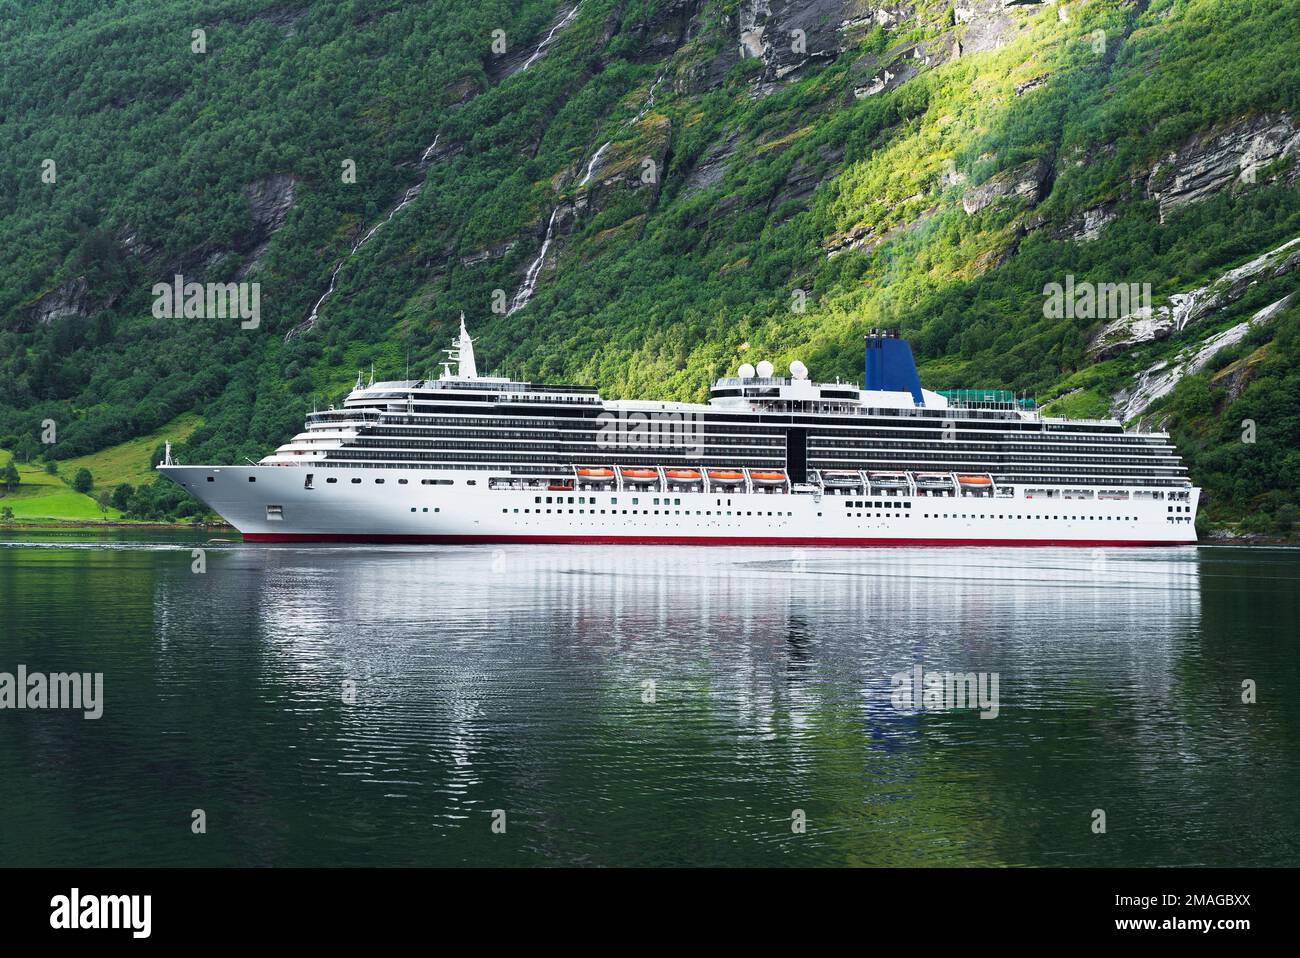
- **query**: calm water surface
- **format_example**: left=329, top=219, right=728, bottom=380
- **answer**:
left=1, top=532, right=1297, bottom=866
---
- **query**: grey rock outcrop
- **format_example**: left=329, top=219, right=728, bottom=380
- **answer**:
left=954, top=0, right=1046, bottom=56
left=1145, top=112, right=1300, bottom=222
left=1050, top=201, right=1116, bottom=242
left=1087, top=234, right=1300, bottom=360
left=684, top=131, right=742, bottom=193
left=961, top=158, right=1052, bottom=214
left=1111, top=292, right=1294, bottom=421
left=29, top=277, right=91, bottom=326
left=245, top=174, right=299, bottom=234
left=623, top=0, right=701, bottom=63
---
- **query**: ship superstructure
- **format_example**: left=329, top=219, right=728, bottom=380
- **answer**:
left=159, top=320, right=1198, bottom=545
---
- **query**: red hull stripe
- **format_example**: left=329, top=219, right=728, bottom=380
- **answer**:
left=242, top=533, right=1193, bottom=547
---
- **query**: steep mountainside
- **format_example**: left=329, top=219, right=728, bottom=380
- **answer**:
left=1, top=0, right=1298, bottom=529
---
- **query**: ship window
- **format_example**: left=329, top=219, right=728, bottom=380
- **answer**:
left=422, top=508, right=428, bottom=513
left=375, top=479, right=384, bottom=484
left=399, top=479, right=408, bottom=484
left=265, top=505, right=283, bottom=520
left=206, top=476, right=215, bottom=482
left=248, top=476, right=256, bottom=483
left=632, top=498, right=639, bottom=505
left=467, top=480, right=476, bottom=485
left=327, top=477, right=337, bottom=484
left=351, top=478, right=361, bottom=484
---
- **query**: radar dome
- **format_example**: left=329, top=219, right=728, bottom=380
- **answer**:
left=756, top=360, right=774, bottom=378
left=790, top=360, right=808, bottom=380
left=737, top=363, right=756, bottom=379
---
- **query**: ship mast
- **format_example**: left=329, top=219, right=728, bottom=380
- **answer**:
left=440, top=313, right=478, bottom=380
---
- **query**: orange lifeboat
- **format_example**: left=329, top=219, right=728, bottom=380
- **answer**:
left=750, top=470, right=788, bottom=484
left=708, top=469, right=745, bottom=484
left=957, top=475, right=992, bottom=486
left=620, top=467, right=659, bottom=482
left=577, top=467, right=614, bottom=478
left=665, top=469, right=703, bottom=481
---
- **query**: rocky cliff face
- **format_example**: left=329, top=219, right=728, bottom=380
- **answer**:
left=1111, top=292, right=1294, bottom=422
left=962, top=158, right=1053, bottom=215
left=244, top=174, right=299, bottom=235
left=1145, top=112, right=1300, bottom=222
left=1087, top=235, right=1300, bottom=361
left=28, top=277, right=92, bottom=327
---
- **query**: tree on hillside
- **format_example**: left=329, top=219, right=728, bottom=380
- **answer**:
left=110, top=483, right=134, bottom=511
left=72, top=468, right=93, bottom=494
left=2, top=461, right=19, bottom=492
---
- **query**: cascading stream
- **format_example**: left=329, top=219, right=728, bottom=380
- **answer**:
left=290, top=2, right=589, bottom=340
left=506, top=64, right=668, bottom=314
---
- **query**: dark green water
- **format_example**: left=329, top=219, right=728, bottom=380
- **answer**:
left=0, top=532, right=1297, bottom=867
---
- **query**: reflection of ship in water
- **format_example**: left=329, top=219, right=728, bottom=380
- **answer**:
left=177, top=546, right=1201, bottom=745
left=130, top=543, right=1216, bottom=864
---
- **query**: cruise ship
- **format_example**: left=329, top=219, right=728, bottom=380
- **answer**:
left=158, top=320, right=1199, bottom=545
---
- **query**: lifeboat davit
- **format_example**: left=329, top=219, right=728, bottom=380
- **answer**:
left=665, top=469, right=703, bottom=482
left=821, top=470, right=864, bottom=487
left=577, top=467, right=615, bottom=479
left=707, top=469, right=746, bottom=485
left=957, top=475, right=993, bottom=486
left=750, top=470, right=788, bottom=484
left=869, top=472, right=909, bottom=488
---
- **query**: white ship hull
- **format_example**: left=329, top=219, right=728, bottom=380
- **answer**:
left=161, top=465, right=1199, bottom=546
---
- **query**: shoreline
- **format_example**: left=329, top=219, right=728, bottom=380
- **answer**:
left=0, top=519, right=234, bottom=532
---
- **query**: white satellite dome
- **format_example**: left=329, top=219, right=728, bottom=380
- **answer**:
left=789, top=359, right=808, bottom=380
left=737, top=363, right=756, bottom=379
left=756, top=360, right=774, bottom=378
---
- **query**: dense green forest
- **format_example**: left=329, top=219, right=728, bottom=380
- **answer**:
left=1, top=0, right=1298, bottom=531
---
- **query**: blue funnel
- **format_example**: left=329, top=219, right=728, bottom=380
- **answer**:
left=864, top=332, right=923, bottom=405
